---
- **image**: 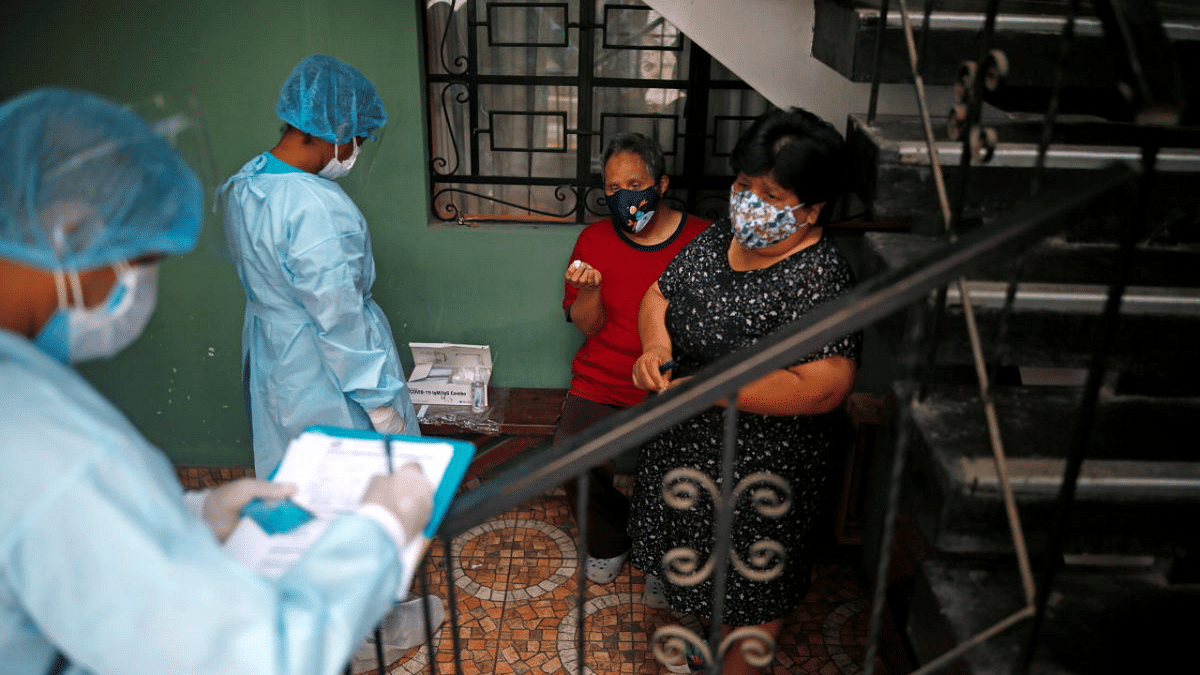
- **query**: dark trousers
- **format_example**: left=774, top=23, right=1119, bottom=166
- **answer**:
left=553, top=393, right=633, bottom=558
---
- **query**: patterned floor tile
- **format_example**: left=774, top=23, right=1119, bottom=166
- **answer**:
left=357, top=493, right=908, bottom=675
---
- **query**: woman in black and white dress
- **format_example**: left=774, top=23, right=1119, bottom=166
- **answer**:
left=630, top=107, right=862, bottom=675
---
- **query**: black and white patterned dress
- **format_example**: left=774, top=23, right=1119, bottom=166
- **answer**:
left=628, top=221, right=861, bottom=626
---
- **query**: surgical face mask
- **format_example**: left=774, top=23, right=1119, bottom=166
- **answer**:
left=606, top=185, right=661, bottom=234
left=729, top=186, right=807, bottom=249
left=318, top=139, right=360, bottom=180
left=33, top=262, right=160, bottom=364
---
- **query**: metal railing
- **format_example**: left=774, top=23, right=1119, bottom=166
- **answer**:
left=385, top=159, right=1137, bottom=675
left=859, top=1, right=1177, bottom=674
left=362, top=1, right=1185, bottom=672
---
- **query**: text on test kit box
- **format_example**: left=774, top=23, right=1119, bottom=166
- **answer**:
left=407, top=342, right=493, bottom=406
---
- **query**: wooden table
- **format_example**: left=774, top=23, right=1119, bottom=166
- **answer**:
left=417, top=387, right=566, bottom=484
left=416, top=387, right=565, bottom=436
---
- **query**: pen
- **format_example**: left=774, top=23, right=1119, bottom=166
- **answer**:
left=376, top=435, right=393, bottom=664
left=385, top=436, right=394, bottom=474
left=648, top=359, right=678, bottom=397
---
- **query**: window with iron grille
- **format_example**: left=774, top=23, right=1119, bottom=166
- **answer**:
left=422, top=0, right=771, bottom=226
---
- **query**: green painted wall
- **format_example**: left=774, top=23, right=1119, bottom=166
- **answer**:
left=1, top=0, right=894, bottom=469
left=0, top=0, right=584, bottom=467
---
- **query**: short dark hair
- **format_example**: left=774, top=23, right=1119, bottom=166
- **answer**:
left=601, top=132, right=666, bottom=184
left=729, top=107, right=846, bottom=206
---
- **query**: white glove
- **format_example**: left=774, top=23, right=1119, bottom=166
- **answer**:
left=200, top=478, right=297, bottom=542
left=368, top=404, right=409, bottom=435
left=360, top=463, right=434, bottom=543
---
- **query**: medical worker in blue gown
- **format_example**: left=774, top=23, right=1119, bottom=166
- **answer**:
left=221, top=54, right=436, bottom=664
left=221, top=54, right=420, bottom=481
left=0, top=86, right=436, bottom=675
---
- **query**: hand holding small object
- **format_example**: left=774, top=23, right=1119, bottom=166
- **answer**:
left=633, top=346, right=673, bottom=392
left=565, top=258, right=602, bottom=290
left=203, top=478, right=298, bottom=542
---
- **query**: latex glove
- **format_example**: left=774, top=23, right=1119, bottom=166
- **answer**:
left=361, top=463, right=434, bottom=542
left=202, top=478, right=297, bottom=542
left=368, top=404, right=409, bottom=435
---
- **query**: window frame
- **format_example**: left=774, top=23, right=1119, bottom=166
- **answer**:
left=420, top=0, right=768, bottom=227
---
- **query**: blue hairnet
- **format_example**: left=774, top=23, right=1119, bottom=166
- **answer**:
left=275, top=55, right=388, bottom=145
left=0, top=87, right=203, bottom=272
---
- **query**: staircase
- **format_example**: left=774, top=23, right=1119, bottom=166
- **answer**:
left=814, top=0, right=1200, bottom=121
left=813, top=1, right=1200, bottom=673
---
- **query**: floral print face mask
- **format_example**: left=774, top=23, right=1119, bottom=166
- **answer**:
left=729, top=186, right=806, bottom=249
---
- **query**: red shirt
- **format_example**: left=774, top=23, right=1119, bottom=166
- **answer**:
left=563, top=213, right=712, bottom=406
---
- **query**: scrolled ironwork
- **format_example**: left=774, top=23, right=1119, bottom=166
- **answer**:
left=437, top=0, right=469, bottom=76
left=662, top=467, right=719, bottom=513
left=543, top=184, right=577, bottom=208
left=732, top=470, right=791, bottom=518
left=947, top=103, right=969, bottom=141
left=431, top=83, right=471, bottom=176
left=720, top=626, right=776, bottom=668
left=970, top=126, right=998, bottom=163
left=585, top=186, right=610, bottom=218
left=651, top=625, right=713, bottom=672
left=954, top=60, right=977, bottom=104
left=728, top=538, right=786, bottom=582
left=423, top=1, right=763, bottom=226
left=983, top=49, right=1009, bottom=91
left=651, top=625, right=776, bottom=671
left=660, top=468, right=790, bottom=584
left=432, top=186, right=581, bottom=222
left=661, top=545, right=714, bottom=587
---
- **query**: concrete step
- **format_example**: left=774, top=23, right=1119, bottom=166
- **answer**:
left=907, top=557, right=1197, bottom=675
left=846, top=113, right=1200, bottom=235
left=862, top=231, right=1200, bottom=388
left=863, top=231, right=1200, bottom=286
left=900, top=382, right=1200, bottom=556
left=814, top=0, right=1200, bottom=118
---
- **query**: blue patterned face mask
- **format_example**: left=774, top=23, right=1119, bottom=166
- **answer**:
left=729, top=186, right=806, bottom=249
left=606, top=185, right=660, bottom=234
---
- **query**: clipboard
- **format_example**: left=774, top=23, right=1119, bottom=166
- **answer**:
left=223, top=426, right=474, bottom=599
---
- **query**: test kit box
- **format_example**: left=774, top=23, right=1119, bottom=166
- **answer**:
left=406, top=342, right=493, bottom=407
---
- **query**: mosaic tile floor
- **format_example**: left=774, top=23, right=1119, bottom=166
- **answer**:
left=351, top=491, right=910, bottom=675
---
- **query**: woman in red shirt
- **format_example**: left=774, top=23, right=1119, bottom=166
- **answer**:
left=556, top=132, right=711, bottom=585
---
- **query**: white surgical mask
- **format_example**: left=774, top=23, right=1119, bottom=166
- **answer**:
left=729, top=186, right=807, bottom=249
left=318, top=139, right=360, bottom=180
left=33, top=262, right=159, bottom=364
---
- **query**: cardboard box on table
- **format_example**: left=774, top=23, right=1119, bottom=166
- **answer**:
left=406, top=342, right=493, bottom=407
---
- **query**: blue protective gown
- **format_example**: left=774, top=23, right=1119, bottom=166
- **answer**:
left=0, top=329, right=402, bottom=675
left=222, top=153, right=420, bottom=477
